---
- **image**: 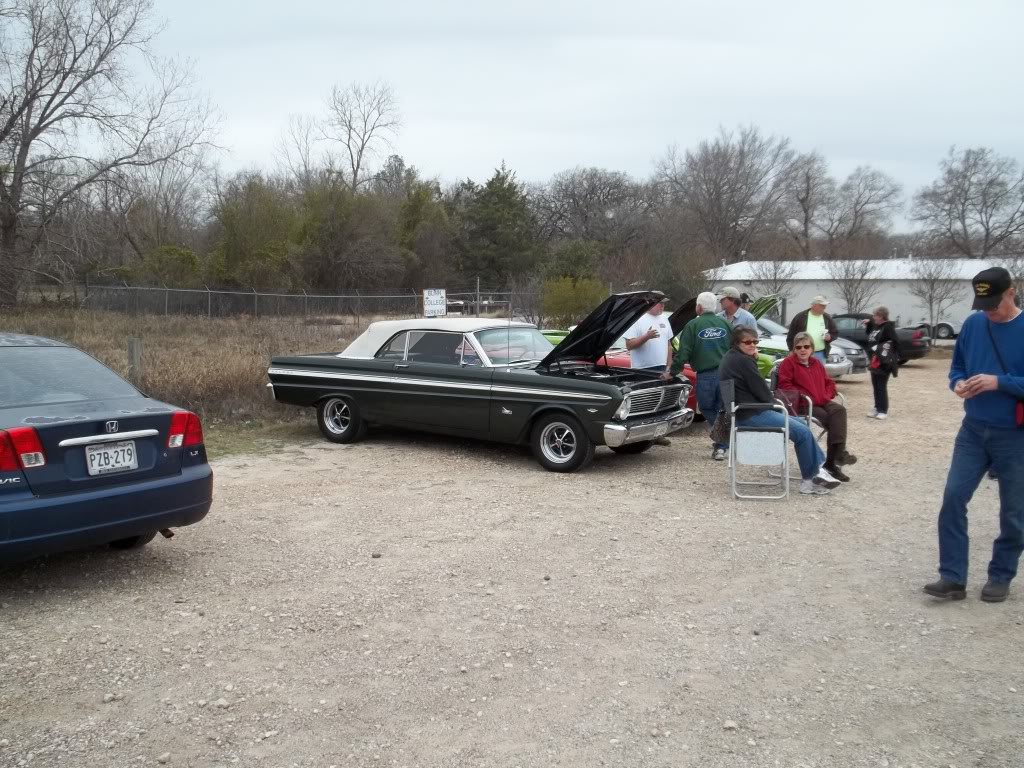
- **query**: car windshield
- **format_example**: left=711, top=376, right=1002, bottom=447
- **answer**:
left=758, top=318, right=788, bottom=336
left=0, top=347, right=139, bottom=409
left=474, top=328, right=554, bottom=365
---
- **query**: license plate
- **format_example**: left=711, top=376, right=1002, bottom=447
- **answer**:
left=654, top=423, right=668, bottom=437
left=86, top=441, right=138, bottom=476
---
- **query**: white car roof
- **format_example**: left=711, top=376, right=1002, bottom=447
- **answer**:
left=339, top=318, right=537, bottom=358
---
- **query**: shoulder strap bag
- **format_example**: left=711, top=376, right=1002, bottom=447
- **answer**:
left=985, top=321, right=1024, bottom=427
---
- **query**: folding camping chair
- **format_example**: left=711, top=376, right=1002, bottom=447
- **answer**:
left=720, top=379, right=790, bottom=500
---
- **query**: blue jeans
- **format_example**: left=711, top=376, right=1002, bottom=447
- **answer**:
left=938, top=419, right=1024, bottom=585
left=695, top=371, right=726, bottom=448
left=813, top=351, right=827, bottom=363
left=738, top=409, right=824, bottom=480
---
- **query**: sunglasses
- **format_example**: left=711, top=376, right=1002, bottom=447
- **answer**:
left=794, top=344, right=812, bottom=350
left=740, top=339, right=759, bottom=346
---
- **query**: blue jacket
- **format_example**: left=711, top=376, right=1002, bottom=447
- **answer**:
left=949, top=312, right=1024, bottom=428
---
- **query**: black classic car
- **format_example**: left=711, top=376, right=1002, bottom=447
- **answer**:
left=832, top=313, right=932, bottom=364
left=267, top=292, right=695, bottom=472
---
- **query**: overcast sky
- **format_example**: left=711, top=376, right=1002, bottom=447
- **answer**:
left=156, top=0, right=1023, bottom=211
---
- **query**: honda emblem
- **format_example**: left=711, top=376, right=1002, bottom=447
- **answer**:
left=105, top=420, right=119, bottom=434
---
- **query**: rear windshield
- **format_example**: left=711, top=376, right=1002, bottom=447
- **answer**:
left=0, top=347, right=139, bottom=408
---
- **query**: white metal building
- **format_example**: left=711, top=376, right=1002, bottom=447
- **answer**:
left=708, top=258, right=1018, bottom=331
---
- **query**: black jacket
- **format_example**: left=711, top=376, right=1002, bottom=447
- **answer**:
left=719, top=348, right=773, bottom=407
left=866, top=320, right=900, bottom=377
left=787, top=309, right=840, bottom=354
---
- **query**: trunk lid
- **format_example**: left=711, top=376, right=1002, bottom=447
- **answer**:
left=1, top=398, right=183, bottom=496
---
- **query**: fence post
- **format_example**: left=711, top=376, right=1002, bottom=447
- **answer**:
left=476, top=276, right=481, bottom=318
left=127, top=338, right=143, bottom=386
left=205, top=284, right=212, bottom=318
left=413, top=288, right=420, bottom=318
left=303, top=289, right=308, bottom=320
left=355, top=290, right=361, bottom=328
left=253, top=288, right=258, bottom=319
left=163, top=284, right=169, bottom=316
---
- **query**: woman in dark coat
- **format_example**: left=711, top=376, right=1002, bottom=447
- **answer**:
left=865, top=306, right=899, bottom=419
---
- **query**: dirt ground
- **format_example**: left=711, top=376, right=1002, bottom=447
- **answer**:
left=3, top=356, right=1023, bottom=768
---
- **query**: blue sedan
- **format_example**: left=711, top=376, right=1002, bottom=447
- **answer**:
left=0, top=334, right=213, bottom=563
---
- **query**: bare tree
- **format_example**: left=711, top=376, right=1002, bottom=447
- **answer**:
left=827, top=258, right=882, bottom=314
left=819, top=166, right=903, bottom=258
left=749, top=259, right=797, bottom=303
left=907, top=258, right=964, bottom=332
left=532, top=167, right=656, bottom=247
left=0, top=0, right=216, bottom=305
left=913, top=146, right=1024, bottom=258
left=656, top=125, right=796, bottom=264
left=782, top=152, right=833, bottom=259
left=275, top=114, right=331, bottom=191
left=323, top=82, right=400, bottom=193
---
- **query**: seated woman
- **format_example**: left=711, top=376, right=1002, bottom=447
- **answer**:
left=719, top=327, right=840, bottom=495
left=777, top=332, right=857, bottom=482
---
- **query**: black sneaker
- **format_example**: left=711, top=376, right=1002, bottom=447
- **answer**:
left=837, top=450, right=857, bottom=466
left=824, top=463, right=850, bottom=482
left=981, top=581, right=1010, bottom=602
left=923, top=579, right=966, bottom=600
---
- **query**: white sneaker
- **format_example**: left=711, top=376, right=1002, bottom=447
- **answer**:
left=800, top=479, right=831, bottom=495
left=712, top=447, right=727, bottom=461
left=814, top=468, right=841, bottom=489
left=875, top=412, right=888, bottom=420
left=866, top=409, right=878, bottom=418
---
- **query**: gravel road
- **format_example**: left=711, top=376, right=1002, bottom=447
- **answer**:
left=2, top=357, right=1023, bottom=768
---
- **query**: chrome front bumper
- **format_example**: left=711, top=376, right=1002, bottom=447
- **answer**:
left=603, top=408, right=695, bottom=448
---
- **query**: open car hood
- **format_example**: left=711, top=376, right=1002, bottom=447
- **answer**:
left=538, top=291, right=665, bottom=368
left=667, top=297, right=697, bottom=337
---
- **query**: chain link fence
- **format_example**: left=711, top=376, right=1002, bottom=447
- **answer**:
left=70, top=284, right=544, bottom=326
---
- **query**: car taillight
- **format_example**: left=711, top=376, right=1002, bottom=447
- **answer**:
left=912, top=330, right=924, bottom=340
left=168, top=411, right=204, bottom=448
left=0, top=427, right=47, bottom=470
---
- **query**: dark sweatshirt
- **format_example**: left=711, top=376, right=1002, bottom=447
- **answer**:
left=718, top=348, right=773, bottom=406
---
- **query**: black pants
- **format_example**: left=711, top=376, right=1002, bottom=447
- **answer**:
left=871, top=371, right=891, bottom=414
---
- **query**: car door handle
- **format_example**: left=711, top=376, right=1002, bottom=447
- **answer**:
left=394, top=363, right=410, bottom=369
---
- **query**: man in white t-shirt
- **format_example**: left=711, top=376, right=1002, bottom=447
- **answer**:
left=624, top=297, right=674, bottom=445
left=624, top=298, right=673, bottom=372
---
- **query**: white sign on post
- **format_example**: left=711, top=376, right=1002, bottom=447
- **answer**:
left=423, top=288, right=447, bottom=317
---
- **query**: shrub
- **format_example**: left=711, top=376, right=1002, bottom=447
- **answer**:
left=542, top=277, right=607, bottom=328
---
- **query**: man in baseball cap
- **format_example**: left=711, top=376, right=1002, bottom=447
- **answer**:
left=787, top=295, right=839, bottom=362
left=925, top=265, right=1024, bottom=603
left=971, top=266, right=1014, bottom=311
left=716, top=286, right=757, bottom=331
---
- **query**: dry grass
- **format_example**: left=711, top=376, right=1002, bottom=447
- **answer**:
left=0, top=309, right=356, bottom=427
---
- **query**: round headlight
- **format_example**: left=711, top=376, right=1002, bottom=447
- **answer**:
left=614, top=396, right=631, bottom=420
left=678, top=384, right=691, bottom=406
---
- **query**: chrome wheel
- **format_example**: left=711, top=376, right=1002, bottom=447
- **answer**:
left=936, top=325, right=953, bottom=339
left=322, top=399, right=351, bottom=435
left=539, top=421, right=577, bottom=464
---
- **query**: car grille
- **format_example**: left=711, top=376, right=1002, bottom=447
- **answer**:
left=627, top=384, right=685, bottom=417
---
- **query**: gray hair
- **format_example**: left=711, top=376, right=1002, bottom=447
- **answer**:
left=873, top=306, right=890, bottom=321
left=792, top=331, right=813, bottom=349
left=696, top=292, right=718, bottom=313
